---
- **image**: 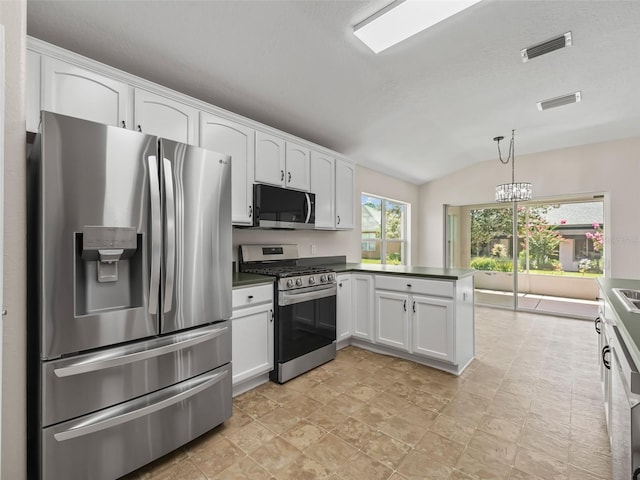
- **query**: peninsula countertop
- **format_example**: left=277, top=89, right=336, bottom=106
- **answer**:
left=324, top=263, right=476, bottom=280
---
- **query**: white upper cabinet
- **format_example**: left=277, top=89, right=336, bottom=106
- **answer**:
left=200, top=113, right=255, bottom=225
left=42, top=57, right=130, bottom=128
left=27, top=50, right=41, bottom=132
left=310, top=151, right=335, bottom=229
left=285, top=142, right=310, bottom=191
left=335, top=159, right=355, bottom=230
left=134, top=89, right=199, bottom=144
left=254, top=131, right=285, bottom=187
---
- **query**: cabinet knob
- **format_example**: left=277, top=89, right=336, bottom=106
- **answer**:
left=339, top=283, right=342, bottom=287
left=121, top=121, right=126, bottom=128
left=247, top=295, right=254, bottom=300
left=407, top=284, right=412, bottom=288
left=137, top=125, right=142, bottom=132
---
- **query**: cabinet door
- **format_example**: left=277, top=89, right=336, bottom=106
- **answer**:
left=353, top=274, right=374, bottom=341
left=42, top=57, right=129, bottom=127
left=310, top=151, right=335, bottom=229
left=336, top=274, right=353, bottom=347
left=134, top=89, right=199, bottom=144
left=412, top=295, right=454, bottom=363
left=200, top=113, right=255, bottom=225
left=231, top=304, right=274, bottom=385
left=335, top=159, right=355, bottom=230
left=255, top=131, right=285, bottom=186
left=27, top=50, right=41, bottom=132
left=285, top=141, right=310, bottom=191
left=375, top=290, right=409, bottom=351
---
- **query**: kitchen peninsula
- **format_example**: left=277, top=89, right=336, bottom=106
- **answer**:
left=233, top=261, right=476, bottom=389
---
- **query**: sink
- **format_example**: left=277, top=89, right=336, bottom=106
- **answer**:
left=613, top=288, right=640, bottom=313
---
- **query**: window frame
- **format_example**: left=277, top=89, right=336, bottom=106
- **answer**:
left=361, top=193, right=409, bottom=265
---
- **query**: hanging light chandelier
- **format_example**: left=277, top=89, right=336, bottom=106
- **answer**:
left=494, top=130, right=532, bottom=203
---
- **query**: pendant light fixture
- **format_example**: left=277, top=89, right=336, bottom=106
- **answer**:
left=494, top=130, right=532, bottom=203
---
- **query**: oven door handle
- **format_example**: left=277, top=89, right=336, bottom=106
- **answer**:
left=279, top=285, right=337, bottom=306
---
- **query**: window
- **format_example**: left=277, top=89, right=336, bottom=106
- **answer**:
left=361, top=194, right=408, bottom=265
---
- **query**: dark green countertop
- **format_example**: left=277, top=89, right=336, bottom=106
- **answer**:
left=597, top=277, right=640, bottom=368
left=232, top=272, right=274, bottom=288
left=327, top=263, right=476, bottom=280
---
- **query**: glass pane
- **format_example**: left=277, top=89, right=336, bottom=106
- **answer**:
left=361, top=195, right=382, bottom=240
left=386, top=241, right=405, bottom=265
left=385, top=200, right=405, bottom=240
left=361, top=240, right=381, bottom=264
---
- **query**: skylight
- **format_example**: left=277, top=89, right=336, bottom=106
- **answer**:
left=353, top=0, right=482, bottom=54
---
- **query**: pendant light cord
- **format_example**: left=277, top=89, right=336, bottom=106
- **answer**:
left=496, top=129, right=515, bottom=183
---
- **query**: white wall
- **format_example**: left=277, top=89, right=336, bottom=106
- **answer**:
left=232, top=164, right=420, bottom=265
left=419, top=137, right=640, bottom=279
left=0, top=1, right=27, bottom=479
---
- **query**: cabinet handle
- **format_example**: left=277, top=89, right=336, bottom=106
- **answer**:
left=137, top=125, right=142, bottom=132
left=403, top=300, right=407, bottom=312
left=288, top=171, right=291, bottom=183
left=121, top=121, right=126, bottom=128
left=412, top=301, right=416, bottom=313
left=337, top=215, right=341, bottom=225
left=595, top=316, right=601, bottom=335
left=270, top=309, right=274, bottom=322
left=602, top=346, right=611, bottom=370
left=633, top=467, right=640, bottom=480
left=281, top=170, right=284, bottom=181
left=248, top=205, right=253, bottom=218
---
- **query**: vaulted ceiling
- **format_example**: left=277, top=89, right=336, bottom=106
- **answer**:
left=27, top=0, right=640, bottom=184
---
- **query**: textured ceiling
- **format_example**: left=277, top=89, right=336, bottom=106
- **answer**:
left=27, top=0, right=640, bottom=185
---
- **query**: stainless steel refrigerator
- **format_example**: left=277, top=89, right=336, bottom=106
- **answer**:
left=27, top=111, right=232, bottom=480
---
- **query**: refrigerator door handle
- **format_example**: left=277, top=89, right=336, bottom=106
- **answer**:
left=53, top=324, right=229, bottom=378
left=148, top=155, right=162, bottom=315
left=53, top=369, right=228, bottom=442
left=163, top=158, right=176, bottom=313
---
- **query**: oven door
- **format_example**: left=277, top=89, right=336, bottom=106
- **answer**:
left=276, top=285, right=336, bottom=363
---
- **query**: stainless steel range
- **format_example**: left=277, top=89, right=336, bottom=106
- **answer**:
left=239, top=244, right=337, bottom=383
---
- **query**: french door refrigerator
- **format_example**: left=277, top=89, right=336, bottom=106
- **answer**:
left=27, top=111, right=232, bottom=480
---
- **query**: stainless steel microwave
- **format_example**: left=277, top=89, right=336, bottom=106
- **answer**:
left=252, top=184, right=315, bottom=229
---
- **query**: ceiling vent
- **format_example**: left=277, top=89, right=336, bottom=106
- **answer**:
left=521, top=32, right=572, bottom=62
left=536, top=91, right=582, bottom=111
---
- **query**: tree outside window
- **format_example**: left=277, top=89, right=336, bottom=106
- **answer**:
left=361, top=194, right=408, bottom=265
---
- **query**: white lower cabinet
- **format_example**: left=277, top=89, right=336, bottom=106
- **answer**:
left=231, top=283, right=274, bottom=395
left=352, top=274, right=374, bottom=341
left=411, top=295, right=454, bottom=362
left=336, top=274, right=353, bottom=348
left=375, top=290, right=410, bottom=351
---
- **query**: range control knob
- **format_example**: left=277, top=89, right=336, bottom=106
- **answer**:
left=286, top=279, right=294, bottom=288
left=295, top=278, right=303, bottom=286
left=327, top=273, right=335, bottom=281
left=320, top=275, right=327, bottom=282
left=309, top=276, right=316, bottom=285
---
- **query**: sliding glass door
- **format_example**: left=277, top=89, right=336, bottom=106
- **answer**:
left=446, top=198, right=603, bottom=318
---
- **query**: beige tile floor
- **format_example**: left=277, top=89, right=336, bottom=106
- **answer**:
left=122, top=306, right=611, bottom=480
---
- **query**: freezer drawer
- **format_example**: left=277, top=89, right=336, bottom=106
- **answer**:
left=41, top=363, right=232, bottom=480
left=42, top=321, right=230, bottom=426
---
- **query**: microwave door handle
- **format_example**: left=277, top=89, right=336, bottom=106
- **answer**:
left=147, top=155, right=161, bottom=315
left=162, top=158, right=176, bottom=313
left=305, top=193, right=311, bottom=223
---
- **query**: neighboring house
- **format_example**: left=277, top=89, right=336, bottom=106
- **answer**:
left=361, top=204, right=381, bottom=261
left=543, top=202, right=604, bottom=272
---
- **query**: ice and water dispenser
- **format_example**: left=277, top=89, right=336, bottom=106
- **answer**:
left=75, top=226, right=143, bottom=315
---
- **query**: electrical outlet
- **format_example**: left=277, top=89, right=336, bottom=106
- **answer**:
left=311, top=244, right=317, bottom=255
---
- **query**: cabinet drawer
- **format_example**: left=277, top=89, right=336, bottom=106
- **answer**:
left=375, top=275, right=454, bottom=298
left=233, top=284, right=273, bottom=309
